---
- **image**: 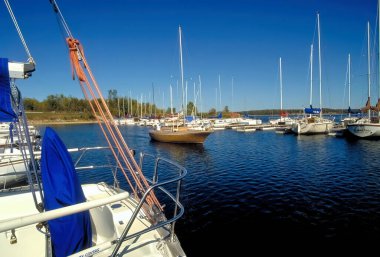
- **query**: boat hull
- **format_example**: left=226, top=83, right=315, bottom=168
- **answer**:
left=149, top=129, right=212, bottom=143
left=291, top=121, right=333, bottom=135
left=346, top=123, right=380, bottom=138
left=236, top=126, right=256, bottom=132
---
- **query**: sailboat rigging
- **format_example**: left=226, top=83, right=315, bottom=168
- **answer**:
left=347, top=6, right=380, bottom=138
left=291, top=12, right=333, bottom=135
left=0, top=1, right=188, bottom=256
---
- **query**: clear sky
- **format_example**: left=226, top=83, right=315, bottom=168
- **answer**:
left=1, top=0, right=378, bottom=112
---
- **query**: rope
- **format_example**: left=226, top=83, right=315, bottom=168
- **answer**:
left=49, top=0, right=73, bottom=38
left=48, top=0, right=163, bottom=214
left=66, top=38, right=162, bottom=210
left=4, top=0, right=34, bottom=63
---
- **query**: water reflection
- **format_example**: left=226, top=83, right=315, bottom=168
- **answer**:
left=149, top=141, right=208, bottom=164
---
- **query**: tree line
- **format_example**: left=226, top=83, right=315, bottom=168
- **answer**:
left=23, top=92, right=345, bottom=119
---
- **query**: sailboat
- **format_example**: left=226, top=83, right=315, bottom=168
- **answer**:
left=341, top=54, right=360, bottom=127
left=291, top=13, right=334, bottom=135
left=346, top=9, right=380, bottom=138
left=0, top=1, right=187, bottom=257
left=149, top=26, right=213, bottom=144
left=270, top=57, right=295, bottom=129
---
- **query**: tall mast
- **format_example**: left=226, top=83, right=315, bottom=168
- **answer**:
left=152, top=83, right=156, bottom=117
left=279, top=57, right=283, bottom=112
left=317, top=12, right=322, bottom=118
left=309, top=44, right=313, bottom=108
left=367, top=21, right=371, bottom=119
left=179, top=25, right=185, bottom=123
left=231, top=76, right=234, bottom=112
left=215, top=88, right=218, bottom=113
left=218, top=74, right=222, bottom=112
left=122, top=96, right=125, bottom=117
left=170, top=84, right=173, bottom=115
left=193, top=81, right=196, bottom=116
left=141, top=94, right=143, bottom=118
left=348, top=53, right=351, bottom=118
left=199, top=75, right=203, bottom=119
left=185, top=80, right=188, bottom=116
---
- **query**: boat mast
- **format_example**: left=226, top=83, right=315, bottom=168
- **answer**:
left=317, top=12, right=322, bottom=118
left=122, top=96, right=125, bottom=118
left=309, top=44, right=314, bottom=110
left=170, top=84, right=173, bottom=115
left=179, top=25, right=185, bottom=124
left=348, top=53, right=351, bottom=118
left=218, top=74, right=222, bottom=112
left=199, top=75, right=203, bottom=119
left=279, top=57, right=283, bottom=115
left=231, top=76, right=234, bottom=113
left=193, top=81, right=196, bottom=117
left=367, top=21, right=371, bottom=120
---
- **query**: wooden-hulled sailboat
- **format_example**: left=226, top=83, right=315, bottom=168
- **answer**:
left=149, top=124, right=213, bottom=143
left=291, top=13, right=333, bottom=135
left=149, top=26, right=213, bottom=144
left=347, top=7, right=380, bottom=138
left=0, top=1, right=187, bottom=257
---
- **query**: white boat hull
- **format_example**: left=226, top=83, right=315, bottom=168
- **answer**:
left=346, top=123, right=380, bottom=138
left=291, top=120, right=333, bottom=135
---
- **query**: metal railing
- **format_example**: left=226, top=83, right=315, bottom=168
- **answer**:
left=70, top=147, right=187, bottom=256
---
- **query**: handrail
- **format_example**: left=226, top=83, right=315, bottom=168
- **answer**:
left=64, top=147, right=187, bottom=256
left=71, top=172, right=186, bottom=257
left=0, top=192, right=129, bottom=233
left=139, top=152, right=186, bottom=241
left=111, top=162, right=187, bottom=256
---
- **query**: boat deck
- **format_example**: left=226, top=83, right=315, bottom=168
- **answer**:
left=0, top=183, right=185, bottom=257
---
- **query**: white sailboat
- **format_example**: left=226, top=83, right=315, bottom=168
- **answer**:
left=291, top=13, right=333, bottom=135
left=347, top=7, right=380, bottom=138
left=0, top=1, right=187, bottom=257
left=341, top=54, right=360, bottom=127
left=270, top=57, right=295, bottom=127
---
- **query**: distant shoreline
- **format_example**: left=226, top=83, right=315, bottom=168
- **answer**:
left=29, top=120, right=98, bottom=126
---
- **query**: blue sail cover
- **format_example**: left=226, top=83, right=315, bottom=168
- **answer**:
left=185, top=115, right=194, bottom=122
left=304, top=107, right=321, bottom=114
left=209, top=112, right=222, bottom=119
left=41, top=127, right=92, bottom=257
left=0, top=58, right=17, bottom=122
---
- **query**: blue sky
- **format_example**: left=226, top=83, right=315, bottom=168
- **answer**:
left=1, top=0, right=378, bottom=112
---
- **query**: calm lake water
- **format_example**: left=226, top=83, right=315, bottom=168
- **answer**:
left=37, top=122, right=380, bottom=254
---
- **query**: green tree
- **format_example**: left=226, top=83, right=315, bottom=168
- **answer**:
left=23, top=98, right=40, bottom=111
left=186, top=101, right=195, bottom=115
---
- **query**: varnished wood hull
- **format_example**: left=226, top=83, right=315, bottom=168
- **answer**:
left=149, top=130, right=212, bottom=144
